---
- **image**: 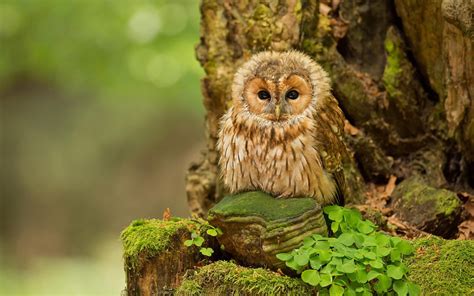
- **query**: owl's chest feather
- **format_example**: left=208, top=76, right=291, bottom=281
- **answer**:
left=218, top=115, right=336, bottom=203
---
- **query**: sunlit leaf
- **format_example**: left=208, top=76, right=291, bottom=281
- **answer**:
left=301, top=269, right=320, bottom=286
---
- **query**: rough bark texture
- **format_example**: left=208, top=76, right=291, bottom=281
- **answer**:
left=186, top=0, right=473, bottom=216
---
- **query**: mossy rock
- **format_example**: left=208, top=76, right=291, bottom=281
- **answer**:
left=207, top=191, right=328, bottom=270
left=391, top=176, right=462, bottom=238
left=175, top=260, right=317, bottom=296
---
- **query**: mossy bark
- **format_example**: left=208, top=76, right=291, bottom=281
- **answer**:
left=121, top=219, right=219, bottom=296
left=186, top=0, right=474, bottom=216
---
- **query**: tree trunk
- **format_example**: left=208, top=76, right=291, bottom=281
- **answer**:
left=185, top=0, right=473, bottom=216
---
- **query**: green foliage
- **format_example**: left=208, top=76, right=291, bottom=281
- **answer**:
left=277, top=206, right=420, bottom=295
left=184, top=222, right=222, bottom=257
left=0, top=0, right=204, bottom=110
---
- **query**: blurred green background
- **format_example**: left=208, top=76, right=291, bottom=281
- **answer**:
left=0, top=0, right=204, bottom=294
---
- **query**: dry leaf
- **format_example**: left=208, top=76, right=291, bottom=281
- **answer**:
left=383, top=175, right=397, bottom=198
left=162, top=208, right=171, bottom=221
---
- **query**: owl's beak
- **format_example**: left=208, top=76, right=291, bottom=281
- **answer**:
left=275, top=105, right=281, bottom=120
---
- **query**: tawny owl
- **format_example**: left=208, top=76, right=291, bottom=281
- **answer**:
left=217, top=51, right=347, bottom=205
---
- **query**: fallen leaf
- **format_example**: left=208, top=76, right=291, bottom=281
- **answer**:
left=384, top=175, right=397, bottom=198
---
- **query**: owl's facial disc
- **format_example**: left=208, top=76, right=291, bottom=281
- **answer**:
left=244, top=75, right=313, bottom=122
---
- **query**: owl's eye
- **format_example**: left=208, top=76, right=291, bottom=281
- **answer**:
left=257, top=90, right=271, bottom=100
left=286, top=90, right=299, bottom=100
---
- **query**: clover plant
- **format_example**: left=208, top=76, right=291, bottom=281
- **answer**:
left=277, top=206, right=420, bottom=296
left=184, top=223, right=222, bottom=257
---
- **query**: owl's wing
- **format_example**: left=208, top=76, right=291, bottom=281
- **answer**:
left=313, top=95, right=347, bottom=206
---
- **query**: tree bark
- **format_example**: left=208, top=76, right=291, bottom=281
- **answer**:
left=186, top=0, right=473, bottom=216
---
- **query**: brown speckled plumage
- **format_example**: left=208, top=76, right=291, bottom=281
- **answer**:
left=217, top=51, right=346, bottom=205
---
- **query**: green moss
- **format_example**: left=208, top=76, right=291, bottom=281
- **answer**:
left=121, top=218, right=197, bottom=270
left=175, top=261, right=317, bottom=296
left=208, top=191, right=318, bottom=221
left=383, top=37, right=403, bottom=98
left=408, top=236, right=474, bottom=295
left=397, top=177, right=461, bottom=216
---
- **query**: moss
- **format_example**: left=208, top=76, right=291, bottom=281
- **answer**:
left=383, top=37, right=403, bottom=98
left=397, top=177, right=461, bottom=216
left=408, top=236, right=474, bottom=295
left=121, top=218, right=197, bottom=270
left=176, top=261, right=317, bottom=296
left=208, top=191, right=318, bottom=221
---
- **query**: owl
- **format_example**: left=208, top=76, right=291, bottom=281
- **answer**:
left=217, top=51, right=347, bottom=205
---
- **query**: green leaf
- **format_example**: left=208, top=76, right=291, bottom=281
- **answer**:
left=184, top=240, right=193, bottom=247
left=312, top=234, right=326, bottom=241
left=374, top=274, right=392, bottom=293
left=320, top=273, right=333, bottom=287
left=310, top=257, right=323, bottom=269
left=353, top=233, right=365, bottom=247
left=362, top=250, right=376, bottom=260
left=391, top=236, right=402, bottom=246
left=316, top=241, right=331, bottom=250
left=301, top=269, right=321, bottom=286
left=344, top=287, right=356, bottom=296
left=206, top=229, right=218, bottom=236
left=330, top=258, right=343, bottom=266
left=367, top=270, right=381, bottom=281
left=321, top=264, right=334, bottom=275
left=193, top=236, right=205, bottom=247
left=324, top=206, right=344, bottom=222
left=319, top=288, right=330, bottom=296
left=295, top=253, right=310, bottom=266
left=276, top=252, right=293, bottom=261
left=354, top=249, right=364, bottom=260
left=393, top=280, right=409, bottom=296
left=391, top=249, right=401, bottom=262
left=199, top=247, right=214, bottom=257
left=355, top=269, right=368, bottom=284
left=285, top=259, right=300, bottom=271
left=338, top=233, right=355, bottom=246
left=318, top=249, right=332, bottom=262
left=343, top=209, right=362, bottom=227
left=375, top=233, right=391, bottom=246
left=332, top=222, right=340, bottom=233
left=362, top=236, right=377, bottom=247
left=303, top=236, right=315, bottom=247
left=329, top=284, right=344, bottom=296
left=376, top=246, right=391, bottom=257
left=216, top=228, right=223, bottom=235
left=396, top=240, right=414, bottom=255
left=338, top=260, right=356, bottom=273
left=368, top=260, right=384, bottom=269
left=357, top=221, right=375, bottom=234
left=387, top=265, right=405, bottom=280
left=407, top=282, right=421, bottom=296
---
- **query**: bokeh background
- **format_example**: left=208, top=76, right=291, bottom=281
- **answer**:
left=0, top=1, right=203, bottom=294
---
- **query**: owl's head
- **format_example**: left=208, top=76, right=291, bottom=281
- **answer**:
left=232, top=51, right=331, bottom=122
